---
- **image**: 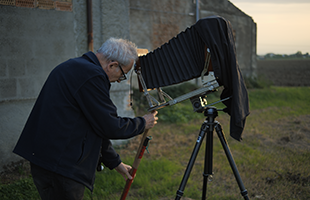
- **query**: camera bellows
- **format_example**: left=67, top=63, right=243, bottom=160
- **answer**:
left=138, top=25, right=206, bottom=89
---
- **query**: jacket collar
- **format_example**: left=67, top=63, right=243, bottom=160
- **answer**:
left=82, top=51, right=101, bottom=66
left=82, top=51, right=111, bottom=86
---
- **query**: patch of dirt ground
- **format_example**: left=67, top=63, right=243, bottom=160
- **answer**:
left=257, top=59, right=310, bottom=86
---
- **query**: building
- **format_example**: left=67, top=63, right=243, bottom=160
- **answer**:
left=0, top=0, right=256, bottom=172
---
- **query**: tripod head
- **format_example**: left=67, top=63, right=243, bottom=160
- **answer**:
left=204, top=106, right=218, bottom=118
left=190, top=94, right=231, bottom=114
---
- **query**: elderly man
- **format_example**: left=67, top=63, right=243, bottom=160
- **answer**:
left=13, top=38, right=158, bottom=200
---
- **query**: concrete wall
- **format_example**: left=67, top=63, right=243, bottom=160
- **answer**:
left=0, top=0, right=134, bottom=172
left=129, top=0, right=257, bottom=77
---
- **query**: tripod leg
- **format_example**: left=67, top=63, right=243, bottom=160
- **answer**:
left=202, top=125, right=213, bottom=200
left=215, top=123, right=250, bottom=200
left=175, top=122, right=208, bottom=200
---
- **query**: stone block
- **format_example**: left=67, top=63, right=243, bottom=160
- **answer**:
left=0, top=61, right=8, bottom=77
left=8, top=59, right=26, bottom=77
left=0, top=78, right=17, bottom=100
left=18, top=77, right=42, bottom=98
left=0, top=99, right=35, bottom=172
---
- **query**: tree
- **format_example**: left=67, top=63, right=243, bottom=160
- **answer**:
left=296, top=51, right=303, bottom=57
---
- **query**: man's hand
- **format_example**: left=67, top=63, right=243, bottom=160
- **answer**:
left=115, top=162, right=133, bottom=181
left=143, top=111, right=158, bottom=130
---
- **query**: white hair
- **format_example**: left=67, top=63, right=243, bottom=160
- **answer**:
left=97, top=38, right=138, bottom=66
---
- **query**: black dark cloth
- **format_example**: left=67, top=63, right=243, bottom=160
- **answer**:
left=13, top=52, right=146, bottom=191
left=193, top=16, right=250, bottom=141
left=139, top=25, right=206, bottom=89
left=31, top=163, right=85, bottom=200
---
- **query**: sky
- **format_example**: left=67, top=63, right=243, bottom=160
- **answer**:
left=228, top=0, right=310, bottom=55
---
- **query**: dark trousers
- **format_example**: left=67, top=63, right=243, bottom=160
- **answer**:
left=30, top=163, right=85, bottom=200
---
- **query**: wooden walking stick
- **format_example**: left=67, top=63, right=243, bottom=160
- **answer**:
left=120, top=129, right=151, bottom=200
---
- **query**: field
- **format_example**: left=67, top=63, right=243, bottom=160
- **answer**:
left=1, top=59, right=310, bottom=200
left=257, top=59, right=310, bottom=86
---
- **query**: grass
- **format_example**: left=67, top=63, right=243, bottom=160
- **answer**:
left=0, top=178, right=40, bottom=200
left=1, top=86, right=310, bottom=199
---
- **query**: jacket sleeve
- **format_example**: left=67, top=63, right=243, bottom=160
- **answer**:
left=74, top=75, right=146, bottom=140
left=100, top=139, right=121, bottom=170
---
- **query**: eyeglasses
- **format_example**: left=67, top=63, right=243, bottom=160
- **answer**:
left=118, top=64, right=127, bottom=81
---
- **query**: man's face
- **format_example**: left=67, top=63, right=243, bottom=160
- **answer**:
left=107, top=60, right=134, bottom=83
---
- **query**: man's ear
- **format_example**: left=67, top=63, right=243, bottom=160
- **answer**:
left=106, top=61, right=117, bottom=72
left=109, top=60, right=118, bottom=68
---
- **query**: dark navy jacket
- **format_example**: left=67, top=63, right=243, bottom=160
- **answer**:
left=13, top=52, right=146, bottom=190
